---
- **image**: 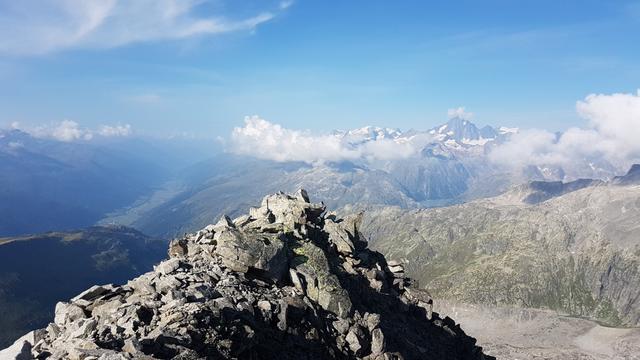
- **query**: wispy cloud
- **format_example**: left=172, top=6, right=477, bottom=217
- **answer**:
left=98, top=124, right=132, bottom=137
left=0, top=0, right=289, bottom=55
left=11, top=120, right=132, bottom=141
left=12, top=120, right=95, bottom=141
left=279, top=1, right=295, bottom=10
left=420, top=22, right=600, bottom=63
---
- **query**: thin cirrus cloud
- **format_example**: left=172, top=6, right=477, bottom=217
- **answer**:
left=227, top=116, right=432, bottom=164
left=0, top=0, right=289, bottom=55
left=488, top=90, right=640, bottom=172
left=11, top=120, right=132, bottom=142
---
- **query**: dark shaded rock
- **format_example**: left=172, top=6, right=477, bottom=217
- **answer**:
left=522, top=178, right=603, bottom=204
left=215, top=230, right=288, bottom=283
left=612, top=164, right=640, bottom=185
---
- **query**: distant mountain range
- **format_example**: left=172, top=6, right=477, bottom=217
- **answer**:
left=0, top=129, right=214, bottom=236
left=332, top=117, right=514, bottom=147
left=2, top=117, right=634, bottom=239
left=102, top=117, right=632, bottom=238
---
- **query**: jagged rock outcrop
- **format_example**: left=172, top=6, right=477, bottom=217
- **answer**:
left=2, top=190, right=491, bottom=360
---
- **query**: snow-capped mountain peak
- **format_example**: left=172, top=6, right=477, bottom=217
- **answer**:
left=332, top=126, right=405, bottom=147
left=332, top=118, right=517, bottom=153
left=335, top=126, right=403, bottom=140
left=427, top=117, right=502, bottom=147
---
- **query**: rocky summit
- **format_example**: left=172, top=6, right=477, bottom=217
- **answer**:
left=1, top=190, right=490, bottom=360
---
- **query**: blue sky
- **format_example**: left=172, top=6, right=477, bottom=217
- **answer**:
left=0, top=0, right=639, bottom=137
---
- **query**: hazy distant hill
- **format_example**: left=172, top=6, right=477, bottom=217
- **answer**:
left=0, top=129, right=213, bottom=236
left=0, top=226, right=166, bottom=347
left=103, top=153, right=492, bottom=238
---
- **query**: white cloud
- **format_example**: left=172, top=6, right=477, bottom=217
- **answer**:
left=447, top=107, right=473, bottom=120
left=0, top=0, right=287, bottom=55
left=489, top=90, right=640, bottom=176
left=279, top=1, right=295, bottom=10
left=576, top=90, right=640, bottom=159
left=228, top=116, right=429, bottom=164
left=48, top=120, right=94, bottom=141
left=99, top=124, right=132, bottom=137
left=10, top=120, right=132, bottom=142
left=488, top=129, right=564, bottom=168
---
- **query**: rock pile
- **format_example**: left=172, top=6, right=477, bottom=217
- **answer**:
left=2, top=190, right=492, bottom=360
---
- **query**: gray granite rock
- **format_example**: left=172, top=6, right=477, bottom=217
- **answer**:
left=2, top=190, right=490, bottom=360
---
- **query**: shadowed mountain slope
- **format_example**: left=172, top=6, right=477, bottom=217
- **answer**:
left=0, top=226, right=166, bottom=348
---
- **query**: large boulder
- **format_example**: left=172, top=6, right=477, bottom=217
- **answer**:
left=324, top=219, right=355, bottom=256
left=215, top=228, right=289, bottom=283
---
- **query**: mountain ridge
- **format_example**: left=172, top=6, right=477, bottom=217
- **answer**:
left=2, top=191, right=492, bottom=360
left=360, top=166, right=640, bottom=327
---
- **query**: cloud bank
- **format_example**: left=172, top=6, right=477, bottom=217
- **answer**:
left=231, top=91, right=640, bottom=175
left=489, top=90, right=640, bottom=173
left=228, top=116, right=430, bottom=164
left=0, top=0, right=288, bottom=55
left=11, top=120, right=132, bottom=142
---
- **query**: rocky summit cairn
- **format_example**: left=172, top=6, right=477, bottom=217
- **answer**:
left=2, top=190, right=492, bottom=360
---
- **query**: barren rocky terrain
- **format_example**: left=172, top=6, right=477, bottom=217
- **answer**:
left=361, top=182, right=640, bottom=327
left=436, top=301, right=640, bottom=359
